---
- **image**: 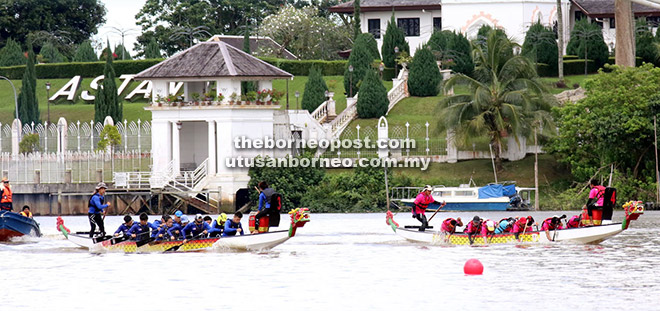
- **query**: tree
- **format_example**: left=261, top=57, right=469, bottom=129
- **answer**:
left=0, top=38, right=25, bottom=66
left=168, top=25, right=211, bottom=49
left=522, top=22, right=559, bottom=74
left=97, top=125, right=122, bottom=152
left=344, top=34, right=372, bottom=96
left=446, top=31, right=474, bottom=75
left=355, top=33, right=380, bottom=60
left=0, top=0, right=106, bottom=47
left=114, top=44, right=132, bottom=60
left=381, top=13, right=410, bottom=68
left=353, top=0, right=361, bottom=40
left=241, top=27, right=255, bottom=94
left=99, top=46, right=116, bottom=61
left=144, top=39, right=161, bottom=59
left=95, top=40, right=121, bottom=123
left=556, top=0, right=565, bottom=82
left=567, top=19, right=609, bottom=74
left=19, top=134, right=40, bottom=154
left=39, top=42, right=66, bottom=63
left=259, top=4, right=351, bottom=60
left=635, top=19, right=656, bottom=65
left=356, top=69, right=388, bottom=118
left=548, top=64, right=660, bottom=199
left=439, top=31, right=554, bottom=171
left=73, top=41, right=98, bottom=62
left=16, top=43, right=39, bottom=125
left=407, top=46, right=441, bottom=96
left=135, top=0, right=287, bottom=56
left=301, top=67, right=329, bottom=112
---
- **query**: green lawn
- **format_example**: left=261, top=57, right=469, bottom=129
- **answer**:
left=0, top=77, right=151, bottom=124
left=539, top=74, right=597, bottom=94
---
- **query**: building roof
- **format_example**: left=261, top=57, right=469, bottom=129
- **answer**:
left=329, top=0, right=441, bottom=13
left=134, top=41, right=293, bottom=80
left=572, top=0, right=660, bottom=17
left=206, top=35, right=298, bottom=60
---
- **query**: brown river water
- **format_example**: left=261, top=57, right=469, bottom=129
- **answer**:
left=1, top=210, right=659, bottom=310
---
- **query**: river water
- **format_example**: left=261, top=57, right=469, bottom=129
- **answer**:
left=1, top=211, right=659, bottom=310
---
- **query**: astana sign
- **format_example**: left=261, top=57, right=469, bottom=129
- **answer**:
left=49, top=74, right=184, bottom=101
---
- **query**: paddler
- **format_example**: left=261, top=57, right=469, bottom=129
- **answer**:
left=464, top=216, right=483, bottom=244
left=127, top=213, right=158, bottom=241
left=114, top=215, right=134, bottom=237
left=0, top=177, right=13, bottom=211
left=584, top=179, right=606, bottom=226
left=480, top=219, right=497, bottom=244
left=172, top=210, right=184, bottom=227
left=223, top=212, right=244, bottom=236
left=208, top=213, right=227, bottom=237
left=155, top=216, right=176, bottom=241
left=440, top=217, right=463, bottom=234
left=495, top=217, right=515, bottom=234
left=19, top=206, right=33, bottom=218
left=566, top=214, right=581, bottom=228
left=168, top=215, right=188, bottom=240
left=181, top=214, right=211, bottom=239
left=412, top=185, right=441, bottom=231
left=542, top=215, right=566, bottom=241
left=88, top=182, right=111, bottom=238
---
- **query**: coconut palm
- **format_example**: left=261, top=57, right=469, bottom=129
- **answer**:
left=438, top=30, right=555, bottom=171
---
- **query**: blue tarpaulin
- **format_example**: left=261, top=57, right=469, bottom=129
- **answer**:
left=478, top=184, right=504, bottom=199
left=503, top=184, right=517, bottom=197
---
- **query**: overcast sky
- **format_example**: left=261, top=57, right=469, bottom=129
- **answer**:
left=93, top=0, right=148, bottom=55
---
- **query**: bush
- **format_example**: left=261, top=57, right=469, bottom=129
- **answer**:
left=636, top=19, right=657, bottom=65
left=97, top=125, right=121, bottom=151
left=355, top=33, right=380, bottom=60
left=563, top=55, right=579, bottom=60
left=381, top=13, right=410, bottom=68
left=40, top=42, right=66, bottom=63
left=356, top=69, right=388, bottom=118
left=535, top=63, right=554, bottom=77
left=258, top=57, right=347, bottom=76
left=344, top=36, right=373, bottom=95
left=0, top=38, right=25, bottom=67
left=446, top=31, right=474, bottom=75
left=0, top=59, right=164, bottom=79
left=248, top=153, right=326, bottom=212
left=73, top=41, right=98, bottom=62
left=522, top=22, right=558, bottom=74
left=19, top=133, right=40, bottom=154
left=301, top=66, right=328, bottom=112
left=408, top=47, right=441, bottom=96
left=566, top=19, right=609, bottom=68
left=563, top=59, right=598, bottom=75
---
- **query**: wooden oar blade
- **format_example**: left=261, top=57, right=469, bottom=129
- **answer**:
left=135, top=237, right=155, bottom=248
left=92, top=235, right=113, bottom=243
left=111, top=236, right=130, bottom=245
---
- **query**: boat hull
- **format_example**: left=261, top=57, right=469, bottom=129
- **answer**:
left=63, top=230, right=292, bottom=253
left=400, top=200, right=511, bottom=211
left=0, top=211, right=41, bottom=241
left=393, top=223, right=627, bottom=245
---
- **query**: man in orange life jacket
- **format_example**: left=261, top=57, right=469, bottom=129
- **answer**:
left=19, top=206, right=33, bottom=218
left=412, top=185, right=444, bottom=231
left=584, top=179, right=606, bottom=226
left=0, top=177, right=13, bottom=211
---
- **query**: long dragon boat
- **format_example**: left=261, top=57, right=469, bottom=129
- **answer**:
left=58, top=208, right=310, bottom=252
left=385, top=201, right=644, bottom=246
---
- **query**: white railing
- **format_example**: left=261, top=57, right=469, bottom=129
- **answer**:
left=311, top=101, right=328, bottom=122
left=329, top=99, right=357, bottom=138
left=387, top=67, right=410, bottom=114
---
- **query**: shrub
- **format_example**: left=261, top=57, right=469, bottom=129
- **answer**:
left=19, top=133, right=40, bottom=154
left=446, top=31, right=474, bottom=75
left=566, top=19, right=609, bottom=68
left=40, top=42, right=66, bottom=63
left=0, top=59, right=164, bottom=79
left=356, top=69, right=388, bottom=118
left=522, top=22, right=559, bottom=74
left=97, top=125, right=121, bottom=151
left=301, top=66, right=328, bottom=112
left=636, top=19, right=657, bottom=65
left=563, top=59, right=597, bottom=75
left=73, top=41, right=98, bottom=62
left=258, top=57, right=347, bottom=76
left=0, top=38, right=25, bottom=67
left=408, top=47, right=441, bottom=96
left=344, top=35, right=373, bottom=95
left=355, top=33, right=380, bottom=60
left=381, top=13, right=410, bottom=68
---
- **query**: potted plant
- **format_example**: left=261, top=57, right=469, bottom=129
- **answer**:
left=165, top=94, right=177, bottom=106
left=246, top=91, right=257, bottom=105
left=229, top=92, right=238, bottom=105
left=271, top=90, right=284, bottom=105
left=204, top=91, right=215, bottom=104
left=217, top=92, right=224, bottom=104
left=191, top=92, right=200, bottom=106
left=240, top=94, right=248, bottom=105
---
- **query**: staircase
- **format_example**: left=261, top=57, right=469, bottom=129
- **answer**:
left=163, top=158, right=219, bottom=214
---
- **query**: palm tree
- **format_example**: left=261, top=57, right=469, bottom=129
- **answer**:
left=439, top=30, right=555, bottom=171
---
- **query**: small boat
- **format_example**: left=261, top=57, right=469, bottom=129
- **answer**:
left=397, top=183, right=535, bottom=212
left=0, top=211, right=41, bottom=241
left=58, top=208, right=310, bottom=252
left=385, top=201, right=644, bottom=245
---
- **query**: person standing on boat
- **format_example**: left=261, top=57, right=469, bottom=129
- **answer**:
left=0, top=177, right=13, bottom=212
left=88, top=182, right=111, bottom=238
left=19, top=206, right=33, bottom=218
left=223, top=212, right=244, bottom=237
left=208, top=213, right=227, bottom=237
left=584, top=179, right=606, bottom=226
left=440, top=217, right=463, bottom=234
left=412, top=185, right=439, bottom=231
left=114, top=215, right=134, bottom=237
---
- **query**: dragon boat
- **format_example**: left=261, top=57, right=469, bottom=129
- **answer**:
left=58, top=208, right=310, bottom=252
left=385, top=201, right=644, bottom=246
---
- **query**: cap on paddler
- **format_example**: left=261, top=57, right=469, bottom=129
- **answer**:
left=96, top=182, right=107, bottom=189
left=181, top=215, right=189, bottom=223
left=195, top=213, right=203, bottom=220
left=123, top=215, right=132, bottom=223
left=472, top=216, right=481, bottom=222
left=174, top=210, right=183, bottom=217
left=486, top=220, right=496, bottom=231
left=423, top=185, right=433, bottom=192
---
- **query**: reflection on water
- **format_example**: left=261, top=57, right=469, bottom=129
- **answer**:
left=2, top=211, right=659, bottom=310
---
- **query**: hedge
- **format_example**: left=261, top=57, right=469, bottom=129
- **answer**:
left=606, top=56, right=643, bottom=67
left=258, top=57, right=347, bottom=76
left=563, top=55, right=579, bottom=60
left=0, top=59, right=164, bottom=79
left=536, top=59, right=597, bottom=76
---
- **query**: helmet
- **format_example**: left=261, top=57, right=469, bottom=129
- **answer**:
left=217, top=213, right=227, bottom=223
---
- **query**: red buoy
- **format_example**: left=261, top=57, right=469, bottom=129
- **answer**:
left=464, top=259, right=484, bottom=275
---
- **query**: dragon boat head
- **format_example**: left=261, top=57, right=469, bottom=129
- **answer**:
left=288, top=208, right=310, bottom=237
left=622, top=201, right=644, bottom=230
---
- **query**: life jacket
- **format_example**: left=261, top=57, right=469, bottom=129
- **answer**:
left=567, top=215, right=581, bottom=228
left=442, top=218, right=456, bottom=232
left=1, top=186, right=12, bottom=203
left=20, top=210, right=32, bottom=218
left=214, top=221, right=224, bottom=229
left=413, top=192, right=434, bottom=214
left=262, top=188, right=276, bottom=208
left=542, top=218, right=561, bottom=230
left=592, top=185, right=606, bottom=206
left=88, top=193, right=104, bottom=214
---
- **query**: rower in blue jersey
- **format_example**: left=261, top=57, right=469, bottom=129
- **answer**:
left=223, top=212, right=244, bottom=237
left=113, top=215, right=134, bottom=237
left=208, top=213, right=227, bottom=237
left=127, top=213, right=159, bottom=241
left=181, top=214, right=211, bottom=239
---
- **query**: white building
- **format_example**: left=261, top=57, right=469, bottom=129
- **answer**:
left=330, top=0, right=660, bottom=55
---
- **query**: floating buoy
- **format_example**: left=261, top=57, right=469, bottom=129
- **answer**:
left=464, top=258, right=483, bottom=275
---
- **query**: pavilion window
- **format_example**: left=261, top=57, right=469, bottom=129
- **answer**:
left=433, top=17, right=442, bottom=31
left=368, top=19, right=381, bottom=38
left=397, top=18, right=420, bottom=37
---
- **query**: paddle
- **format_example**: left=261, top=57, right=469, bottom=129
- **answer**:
left=92, top=235, right=114, bottom=243
left=551, top=215, right=568, bottom=242
left=426, top=201, right=447, bottom=223
left=518, top=224, right=528, bottom=242
left=135, top=237, right=156, bottom=247
left=163, top=233, right=205, bottom=252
